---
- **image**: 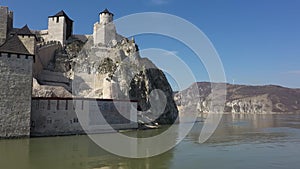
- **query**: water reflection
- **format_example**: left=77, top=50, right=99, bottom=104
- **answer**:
left=27, top=135, right=175, bottom=169
left=0, top=114, right=300, bottom=169
left=186, top=114, right=300, bottom=146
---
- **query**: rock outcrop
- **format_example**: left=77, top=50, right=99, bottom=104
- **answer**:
left=174, top=82, right=300, bottom=115
left=33, top=37, right=178, bottom=125
left=72, top=37, right=178, bottom=124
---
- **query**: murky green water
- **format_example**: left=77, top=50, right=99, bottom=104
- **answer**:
left=1, top=114, right=300, bottom=169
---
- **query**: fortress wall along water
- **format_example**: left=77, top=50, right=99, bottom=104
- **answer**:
left=31, top=97, right=138, bottom=137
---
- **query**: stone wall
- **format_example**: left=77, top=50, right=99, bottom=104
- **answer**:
left=93, top=22, right=117, bottom=45
left=32, top=53, right=43, bottom=78
left=7, top=11, right=13, bottom=33
left=33, top=29, right=48, bottom=42
left=0, top=52, right=33, bottom=138
left=0, top=7, right=8, bottom=46
left=18, top=35, right=36, bottom=55
left=38, top=41, right=61, bottom=67
left=37, top=70, right=71, bottom=91
left=31, top=98, right=138, bottom=136
left=33, top=41, right=61, bottom=77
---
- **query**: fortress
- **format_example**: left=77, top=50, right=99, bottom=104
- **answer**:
left=0, top=6, right=139, bottom=138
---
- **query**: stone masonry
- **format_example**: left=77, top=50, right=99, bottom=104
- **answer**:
left=31, top=98, right=137, bottom=136
left=0, top=6, right=13, bottom=46
left=0, top=53, right=34, bottom=138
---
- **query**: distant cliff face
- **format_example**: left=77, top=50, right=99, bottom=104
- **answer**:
left=174, top=82, right=300, bottom=115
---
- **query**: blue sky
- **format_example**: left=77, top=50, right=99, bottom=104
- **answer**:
left=2, top=0, right=300, bottom=89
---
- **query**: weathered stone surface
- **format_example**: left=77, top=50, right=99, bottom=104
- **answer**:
left=30, top=98, right=137, bottom=136
left=0, top=7, right=9, bottom=45
left=0, top=54, right=33, bottom=138
left=32, top=78, right=72, bottom=97
left=175, top=82, right=300, bottom=116
left=34, top=36, right=178, bottom=125
left=72, top=37, right=178, bottom=124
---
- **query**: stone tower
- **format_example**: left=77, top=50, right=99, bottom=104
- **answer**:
left=48, top=10, right=73, bottom=45
left=16, top=25, right=37, bottom=55
left=93, top=9, right=117, bottom=45
left=0, top=6, right=13, bottom=46
left=99, top=8, right=113, bottom=24
left=0, top=34, right=34, bottom=138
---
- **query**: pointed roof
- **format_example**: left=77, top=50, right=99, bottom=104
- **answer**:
left=49, top=10, right=73, bottom=22
left=8, top=25, right=38, bottom=41
left=0, top=35, right=31, bottom=55
left=16, top=25, right=35, bottom=36
left=99, top=8, right=114, bottom=16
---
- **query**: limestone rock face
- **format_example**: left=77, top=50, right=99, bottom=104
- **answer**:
left=72, top=38, right=178, bottom=124
left=175, top=82, right=300, bottom=116
left=35, top=36, right=178, bottom=124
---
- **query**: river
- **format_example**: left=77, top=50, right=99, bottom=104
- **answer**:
left=1, top=114, right=300, bottom=169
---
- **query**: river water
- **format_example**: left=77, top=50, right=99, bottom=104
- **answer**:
left=1, top=114, right=300, bottom=169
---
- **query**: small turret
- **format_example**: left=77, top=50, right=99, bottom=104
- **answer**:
left=99, top=8, right=114, bottom=25
left=93, top=8, right=117, bottom=46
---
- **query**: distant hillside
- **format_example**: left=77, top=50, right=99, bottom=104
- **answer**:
left=174, top=82, right=300, bottom=114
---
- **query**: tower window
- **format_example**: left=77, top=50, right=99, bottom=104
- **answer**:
left=73, top=118, right=79, bottom=123
left=56, top=17, right=59, bottom=23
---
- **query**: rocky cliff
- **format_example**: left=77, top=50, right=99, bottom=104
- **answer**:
left=174, top=82, right=300, bottom=115
left=33, top=37, right=178, bottom=125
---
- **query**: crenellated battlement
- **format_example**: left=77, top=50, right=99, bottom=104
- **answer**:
left=47, top=10, right=73, bottom=45
left=30, top=98, right=138, bottom=136
left=94, top=8, right=117, bottom=46
left=0, top=52, right=34, bottom=60
left=37, top=40, right=61, bottom=49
